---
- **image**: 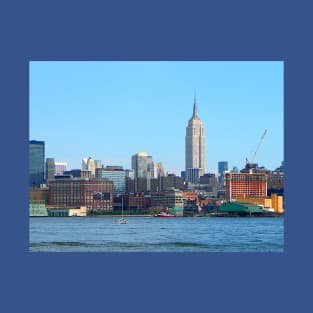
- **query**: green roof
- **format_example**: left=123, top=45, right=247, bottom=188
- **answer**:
left=169, top=206, right=184, bottom=211
left=220, top=202, right=264, bottom=213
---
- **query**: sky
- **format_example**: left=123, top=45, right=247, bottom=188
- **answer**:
left=29, top=61, right=284, bottom=174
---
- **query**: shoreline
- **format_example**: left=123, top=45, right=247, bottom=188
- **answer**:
left=30, top=214, right=284, bottom=218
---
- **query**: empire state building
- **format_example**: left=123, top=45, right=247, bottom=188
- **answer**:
left=185, top=95, right=205, bottom=183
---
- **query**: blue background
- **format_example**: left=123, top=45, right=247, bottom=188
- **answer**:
left=0, top=0, right=311, bottom=312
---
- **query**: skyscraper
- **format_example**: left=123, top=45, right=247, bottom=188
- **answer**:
left=218, top=161, right=228, bottom=186
left=29, top=140, right=45, bottom=187
left=87, top=157, right=96, bottom=177
left=45, top=158, right=55, bottom=184
left=185, top=94, right=205, bottom=183
left=131, top=152, right=155, bottom=179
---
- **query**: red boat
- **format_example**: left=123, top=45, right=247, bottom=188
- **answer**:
left=155, top=211, right=175, bottom=217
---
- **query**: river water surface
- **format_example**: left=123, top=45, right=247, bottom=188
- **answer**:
left=29, top=216, right=284, bottom=252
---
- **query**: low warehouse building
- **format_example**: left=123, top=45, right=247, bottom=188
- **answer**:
left=219, top=202, right=264, bottom=215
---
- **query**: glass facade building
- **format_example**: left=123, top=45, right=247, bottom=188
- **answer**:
left=29, top=140, right=45, bottom=187
left=131, top=152, right=155, bottom=179
left=218, top=161, right=228, bottom=186
left=96, top=168, right=126, bottom=196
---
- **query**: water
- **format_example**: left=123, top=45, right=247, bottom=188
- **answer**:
left=29, top=217, right=284, bottom=252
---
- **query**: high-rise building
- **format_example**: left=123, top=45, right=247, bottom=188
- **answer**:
left=218, top=161, right=228, bottom=186
left=96, top=167, right=126, bottom=196
left=45, top=158, right=55, bottom=184
left=55, top=162, right=67, bottom=176
left=156, top=162, right=165, bottom=177
left=185, top=94, right=205, bottom=182
left=87, top=157, right=96, bottom=177
left=186, top=168, right=203, bottom=184
left=131, top=152, right=155, bottom=179
left=82, top=158, right=88, bottom=170
left=29, top=140, right=45, bottom=187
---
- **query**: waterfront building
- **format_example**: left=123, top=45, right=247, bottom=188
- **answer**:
left=183, top=191, right=198, bottom=202
left=236, top=193, right=284, bottom=213
left=96, top=167, right=126, bottom=196
left=219, top=202, right=264, bottom=215
left=29, top=140, right=45, bottom=187
left=124, top=193, right=151, bottom=211
left=218, top=161, right=228, bottom=186
left=165, top=189, right=184, bottom=208
left=131, top=151, right=155, bottom=179
left=29, top=200, right=48, bottom=216
left=185, top=94, right=205, bottom=183
left=46, top=206, right=87, bottom=217
left=45, top=158, right=55, bottom=185
left=49, top=179, right=114, bottom=212
left=150, top=192, right=166, bottom=208
left=225, top=172, right=267, bottom=200
left=55, top=162, right=67, bottom=176
left=29, top=187, right=50, bottom=204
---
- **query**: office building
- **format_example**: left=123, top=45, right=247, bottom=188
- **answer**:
left=49, top=179, right=114, bottom=212
left=87, top=157, right=96, bottom=177
left=55, top=162, right=67, bottom=176
left=96, top=167, right=126, bottom=196
left=82, top=158, right=88, bottom=170
left=186, top=168, right=204, bottom=184
left=218, top=161, right=228, bottom=186
left=156, top=162, right=165, bottom=177
left=185, top=94, right=205, bottom=182
left=45, top=158, right=55, bottom=184
left=29, top=140, right=45, bottom=187
left=225, top=172, right=267, bottom=201
left=131, top=152, right=155, bottom=179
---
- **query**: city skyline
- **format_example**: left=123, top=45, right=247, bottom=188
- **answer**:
left=30, top=61, right=284, bottom=174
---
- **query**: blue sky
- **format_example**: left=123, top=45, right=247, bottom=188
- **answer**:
left=29, top=61, right=283, bottom=174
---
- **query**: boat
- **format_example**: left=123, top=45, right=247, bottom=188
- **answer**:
left=155, top=211, right=175, bottom=218
left=118, top=197, right=128, bottom=224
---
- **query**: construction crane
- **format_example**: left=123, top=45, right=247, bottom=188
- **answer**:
left=250, top=129, right=267, bottom=164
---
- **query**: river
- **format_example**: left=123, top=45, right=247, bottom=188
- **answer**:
left=29, top=216, right=284, bottom=252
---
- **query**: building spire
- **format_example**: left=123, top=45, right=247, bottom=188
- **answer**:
left=193, top=89, right=198, bottom=118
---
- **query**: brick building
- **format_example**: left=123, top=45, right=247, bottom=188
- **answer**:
left=225, top=172, right=267, bottom=200
left=49, top=179, right=114, bottom=212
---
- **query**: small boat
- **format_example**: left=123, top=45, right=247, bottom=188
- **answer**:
left=118, top=197, right=128, bottom=224
left=155, top=211, right=175, bottom=218
left=118, top=217, right=128, bottom=224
